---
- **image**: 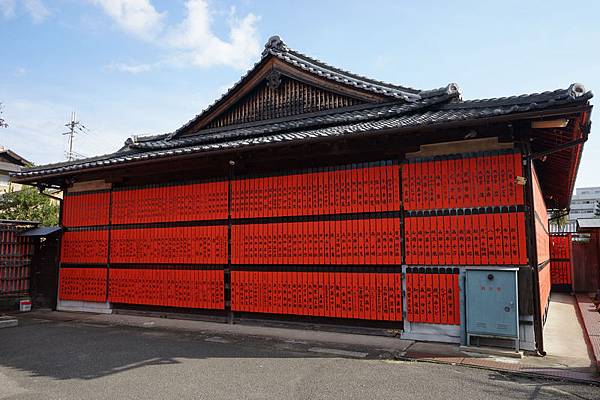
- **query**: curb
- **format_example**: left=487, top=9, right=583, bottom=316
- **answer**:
left=394, top=356, right=600, bottom=386
left=575, top=294, right=600, bottom=372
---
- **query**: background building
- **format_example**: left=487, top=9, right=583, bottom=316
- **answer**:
left=0, top=147, right=30, bottom=193
left=569, top=187, right=600, bottom=220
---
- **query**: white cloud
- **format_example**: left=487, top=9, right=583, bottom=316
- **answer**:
left=98, top=0, right=261, bottom=71
left=23, top=0, right=49, bottom=23
left=14, top=67, right=27, bottom=77
left=93, top=0, right=165, bottom=40
left=0, top=0, right=49, bottom=22
left=0, top=0, right=15, bottom=18
left=106, top=61, right=154, bottom=74
left=164, top=1, right=260, bottom=69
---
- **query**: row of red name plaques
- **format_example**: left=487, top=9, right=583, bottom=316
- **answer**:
left=108, top=267, right=224, bottom=309
left=109, top=226, right=228, bottom=264
left=550, top=235, right=571, bottom=259
left=402, top=150, right=524, bottom=211
left=231, top=218, right=401, bottom=265
left=62, top=191, right=111, bottom=227
left=404, top=211, right=527, bottom=265
left=550, top=261, right=572, bottom=285
left=231, top=161, right=401, bottom=219
left=405, top=267, right=460, bottom=325
left=539, top=264, right=551, bottom=321
left=230, top=270, right=402, bottom=321
left=58, top=267, right=107, bottom=302
left=60, top=230, right=109, bottom=264
left=111, top=180, right=228, bottom=224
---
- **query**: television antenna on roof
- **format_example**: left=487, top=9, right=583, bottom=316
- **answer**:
left=62, top=111, right=89, bottom=161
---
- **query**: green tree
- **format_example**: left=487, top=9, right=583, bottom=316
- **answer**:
left=0, top=185, right=59, bottom=225
left=548, top=208, right=569, bottom=227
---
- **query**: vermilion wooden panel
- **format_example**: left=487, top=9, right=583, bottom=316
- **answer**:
left=402, top=150, right=525, bottom=211
left=111, top=181, right=228, bottom=224
left=61, top=230, right=109, bottom=264
left=58, top=267, right=107, bottom=302
left=108, top=267, right=224, bottom=309
left=404, top=267, right=460, bottom=325
left=230, top=270, right=402, bottom=321
left=110, top=226, right=228, bottom=265
left=63, top=192, right=110, bottom=227
left=404, top=212, right=528, bottom=265
left=232, top=218, right=401, bottom=265
left=231, top=162, right=401, bottom=219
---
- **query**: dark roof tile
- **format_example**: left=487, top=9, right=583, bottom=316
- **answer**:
left=12, top=83, right=592, bottom=181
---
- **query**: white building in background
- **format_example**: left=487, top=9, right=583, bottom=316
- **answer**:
left=0, top=147, right=30, bottom=193
left=569, top=186, right=600, bottom=221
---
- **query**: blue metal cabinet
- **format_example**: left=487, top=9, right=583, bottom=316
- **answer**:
left=465, top=268, right=519, bottom=351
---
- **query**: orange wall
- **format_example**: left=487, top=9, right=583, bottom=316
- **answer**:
left=532, top=165, right=549, bottom=265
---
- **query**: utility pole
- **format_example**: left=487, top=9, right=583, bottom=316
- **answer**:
left=62, top=112, right=88, bottom=161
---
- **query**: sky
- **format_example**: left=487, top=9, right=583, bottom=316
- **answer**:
left=0, top=0, right=599, bottom=188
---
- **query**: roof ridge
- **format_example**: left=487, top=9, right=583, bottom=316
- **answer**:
left=130, top=94, right=455, bottom=151
left=443, top=83, right=592, bottom=110
left=169, top=35, right=446, bottom=140
left=263, top=35, right=420, bottom=95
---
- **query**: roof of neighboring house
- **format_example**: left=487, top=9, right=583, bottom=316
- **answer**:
left=0, top=148, right=31, bottom=168
left=577, top=218, right=600, bottom=229
left=19, top=226, right=61, bottom=237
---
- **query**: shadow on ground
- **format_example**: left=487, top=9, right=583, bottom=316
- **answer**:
left=0, top=318, right=328, bottom=381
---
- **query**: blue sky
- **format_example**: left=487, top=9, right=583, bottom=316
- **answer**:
left=1, top=0, right=599, bottom=187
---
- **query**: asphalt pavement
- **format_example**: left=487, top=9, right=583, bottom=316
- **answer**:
left=0, top=318, right=598, bottom=400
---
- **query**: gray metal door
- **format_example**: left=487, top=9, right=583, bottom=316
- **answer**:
left=466, top=269, right=518, bottom=338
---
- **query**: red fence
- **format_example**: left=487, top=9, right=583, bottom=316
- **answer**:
left=0, top=224, right=35, bottom=298
left=231, top=269, right=402, bottom=320
left=405, top=267, right=460, bottom=325
left=57, top=151, right=531, bottom=325
left=549, top=234, right=572, bottom=286
left=539, top=263, right=551, bottom=321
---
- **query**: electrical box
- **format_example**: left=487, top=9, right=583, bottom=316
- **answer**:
left=465, top=268, right=519, bottom=351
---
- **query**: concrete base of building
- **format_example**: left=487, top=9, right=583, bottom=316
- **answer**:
left=519, top=318, right=537, bottom=352
left=459, top=345, right=524, bottom=358
left=57, top=300, right=113, bottom=314
left=401, top=322, right=461, bottom=344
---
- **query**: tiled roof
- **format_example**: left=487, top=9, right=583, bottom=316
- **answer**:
left=128, top=89, right=458, bottom=151
left=11, top=83, right=592, bottom=181
left=168, top=36, right=453, bottom=139
left=262, top=36, right=423, bottom=99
